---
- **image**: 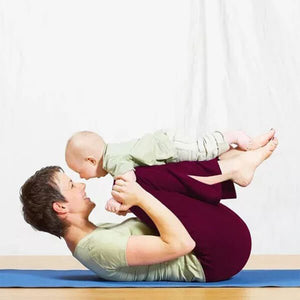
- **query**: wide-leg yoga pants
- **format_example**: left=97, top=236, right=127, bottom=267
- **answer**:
left=130, top=158, right=252, bottom=282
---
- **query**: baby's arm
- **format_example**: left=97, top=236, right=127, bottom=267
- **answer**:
left=118, top=170, right=136, bottom=182
left=104, top=155, right=137, bottom=214
left=105, top=170, right=136, bottom=214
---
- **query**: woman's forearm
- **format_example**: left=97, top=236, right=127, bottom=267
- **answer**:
left=137, top=190, right=195, bottom=250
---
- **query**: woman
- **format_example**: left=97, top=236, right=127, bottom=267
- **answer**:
left=20, top=133, right=278, bottom=282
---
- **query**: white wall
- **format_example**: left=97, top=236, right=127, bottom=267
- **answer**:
left=0, top=0, right=299, bottom=255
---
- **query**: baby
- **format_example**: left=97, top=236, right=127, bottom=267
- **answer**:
left=65, top=129, right=254, bottom=214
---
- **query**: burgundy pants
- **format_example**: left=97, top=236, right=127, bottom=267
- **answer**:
left=129, top=159, right=252, bottom=282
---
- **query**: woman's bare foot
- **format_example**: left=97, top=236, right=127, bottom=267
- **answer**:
left=218, top=147, right=244, bottom=161
left=232, top=137, right=278, bottom=187
left=247, top=128, right=276, bottom=150
left=187, top=135, right=278, bottom=187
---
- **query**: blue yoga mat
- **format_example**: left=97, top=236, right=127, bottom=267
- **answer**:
left=0, top=269, right=300, bottom=287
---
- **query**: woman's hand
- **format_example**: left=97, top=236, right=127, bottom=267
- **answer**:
left=116, top=209, right=131, bottom=216
left=111, top=175, right=146, bottom=211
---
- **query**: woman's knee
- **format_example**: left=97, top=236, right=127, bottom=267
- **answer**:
left=203, top=222, right=252, bottom=282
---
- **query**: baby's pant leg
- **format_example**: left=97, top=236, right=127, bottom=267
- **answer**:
left=165, top=129, right=230, bottom=161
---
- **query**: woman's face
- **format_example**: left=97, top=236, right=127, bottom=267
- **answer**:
left=55, top=171, right=95, bottom=216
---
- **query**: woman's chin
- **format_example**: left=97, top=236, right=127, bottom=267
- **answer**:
left=86, top=199, right=96, bottom=209
left=86, top=202, right=96, bottom=216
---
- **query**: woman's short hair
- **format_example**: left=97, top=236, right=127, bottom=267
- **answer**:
left=19, top=166, right=68, bottom=238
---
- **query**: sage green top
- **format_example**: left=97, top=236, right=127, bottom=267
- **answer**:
left=73, top=217, right=206, bottom=282
left=102, top=129, right=229, bottom=177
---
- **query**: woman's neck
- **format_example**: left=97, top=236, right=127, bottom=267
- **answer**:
left=63, top=216, right=97, bottom=254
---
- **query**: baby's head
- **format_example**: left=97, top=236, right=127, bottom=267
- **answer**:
left=65, top=131, right=107, bottom=179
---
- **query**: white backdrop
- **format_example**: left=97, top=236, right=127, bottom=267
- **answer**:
left=0, top=0, right=299, bottom=255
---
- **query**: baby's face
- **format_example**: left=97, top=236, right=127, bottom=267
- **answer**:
left=68, top=158, right=98, bottom=180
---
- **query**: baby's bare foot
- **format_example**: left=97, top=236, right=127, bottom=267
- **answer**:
left=223, top=130, right=251, bottom=150
left=232, top=137, right=278, bottom=187
left=247, top=128, right=276, bottom=150
left=219, top=129, right=277, bottom=161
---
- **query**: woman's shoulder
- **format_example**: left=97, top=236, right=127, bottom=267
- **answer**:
left=95, top=217, right=141, bottom=229
left=73, top=217, right=156, bottom=273
left=76, top=218, right=156, bottom=250
left=98, top=217, right=156, bottom=235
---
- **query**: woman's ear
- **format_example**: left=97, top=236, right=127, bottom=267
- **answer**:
left=53, top=202, right=68, bottom=215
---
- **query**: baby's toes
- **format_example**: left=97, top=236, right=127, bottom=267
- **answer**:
left=246, top=139, right=253, bottom=150
left=237, top=135, right=252, bottom=150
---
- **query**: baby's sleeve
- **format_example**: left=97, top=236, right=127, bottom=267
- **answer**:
left=105, top=155, right=136, bottom=177
left=130, top=130, right=177, bottom=165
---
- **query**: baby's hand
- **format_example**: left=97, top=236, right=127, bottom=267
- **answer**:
left=119, top=170, right=136, bottom=182
left=105, top=197, right=122, bottom=213
left=111, top=175, right=145, bottom=209
left=105, top=197, right=131, bottom=216
left=106, top=171, right=136, bottom=214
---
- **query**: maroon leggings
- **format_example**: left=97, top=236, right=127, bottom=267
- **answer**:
left=129, top=159, right=252, bottom=282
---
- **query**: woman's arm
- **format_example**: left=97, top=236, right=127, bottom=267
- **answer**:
left=112, top=176, right=196, bottom=266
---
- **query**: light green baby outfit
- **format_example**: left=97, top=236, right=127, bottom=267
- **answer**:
left=74, top=217, right=206, bottom=282
left=102, top=129, right=229, bottom=177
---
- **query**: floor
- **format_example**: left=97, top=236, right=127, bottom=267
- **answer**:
left=0, top=255, right=300, bottom=300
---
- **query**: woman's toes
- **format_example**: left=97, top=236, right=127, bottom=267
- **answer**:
left=269, top=137, right=278, bottom=150
left=248, top=129, right=276, bottom=150
left=260, top=137, right=278, bottom=159
left=264, top=129, right=276, bottom=143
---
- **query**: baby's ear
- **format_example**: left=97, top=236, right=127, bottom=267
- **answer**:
left=87, top=157, right=97, bottom=165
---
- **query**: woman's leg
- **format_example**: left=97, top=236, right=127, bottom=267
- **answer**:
left=130, top=134, right=278, bottom=282
left=131, top=135, right=277, bottom=282
left=130, top=188, right=251, bottom=282
left=189, top=137, right=278, bottom=187
left=135, top=158, right=236, bottom=206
